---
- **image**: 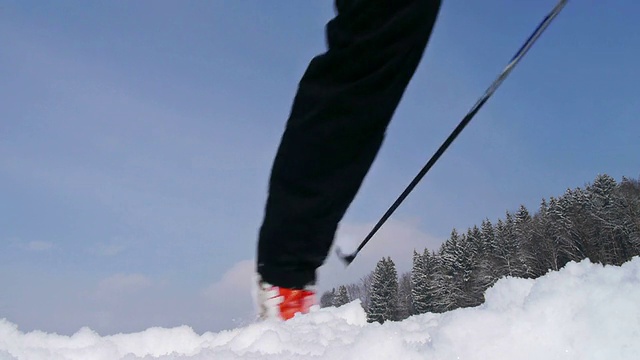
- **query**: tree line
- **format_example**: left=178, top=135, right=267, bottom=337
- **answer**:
left=320, top=174, right=640, bottom=323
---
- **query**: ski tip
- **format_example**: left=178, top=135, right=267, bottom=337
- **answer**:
left=335, top=247, right=357, bottom=267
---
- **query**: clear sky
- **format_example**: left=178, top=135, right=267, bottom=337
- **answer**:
left=1, top=0, right=638, bottom=335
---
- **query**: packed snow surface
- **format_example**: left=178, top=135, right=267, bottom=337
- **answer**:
left=2, top=257, right=640, bottom=360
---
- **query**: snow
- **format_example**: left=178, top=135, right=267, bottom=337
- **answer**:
left=2, top=257, right=640, bottom=360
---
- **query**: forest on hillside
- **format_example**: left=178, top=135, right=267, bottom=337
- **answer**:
left=320, top=174, right=640, bottom=323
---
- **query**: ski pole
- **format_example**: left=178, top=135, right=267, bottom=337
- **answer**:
left=337, top=0, right=569, bottom=266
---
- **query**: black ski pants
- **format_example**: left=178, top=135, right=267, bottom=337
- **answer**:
left=258, top=0, right=441, bottom=289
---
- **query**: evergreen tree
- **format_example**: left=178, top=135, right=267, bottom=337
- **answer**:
left=397, top=272, right=413, bottom=320
left=456, top=232, right=479, bottom=307
left=320, top=289, right=335, bottom=308
left=411, top=250, right=428, bottom=314
left=492, top=213, right=527, bottom=278
left=359, top=174, right=640, bottom=320
left=479, top=219, right=499, bottom=285
left=615, top=177, right=640, bottom=261
left=514, top=204, right=536, bottom=277
left=464, top=225, right=493, bottom=306
left=411, top=249, right=438, bottom=315
left=530, top=198, right=562, bottom=274
left=432, top=230, right=466, bottom=311
left=430, top=253, right=456, bottom=313
left=546, top=195, right=576, bottom=265
left=333, top=285, right=350, bottom=307
left=586, top=174, right=619, bottom=263
left=559, top=188, right=593, bottom=262
left=588, top=174, right=617, bottom=210
left=367, top=257, right=399, bottom=323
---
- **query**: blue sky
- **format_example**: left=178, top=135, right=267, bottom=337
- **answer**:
left=1, top=0, right=638, bottom=335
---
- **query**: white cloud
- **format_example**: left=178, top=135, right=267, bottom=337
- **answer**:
left=1, top=223, right=438, bottom=336
left=202, top=260, right=256, bottom=320
left=0, top=263, right=259, bottom=336
left=196, top=228, right=441, bottom=328
left=317, top=218, right=444, bottom=292
left=3, top=257, right=639, bottom=359
left=203, top=260, right=255, bottom=299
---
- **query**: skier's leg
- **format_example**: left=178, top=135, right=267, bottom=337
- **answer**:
left=258, top=0, right=442, bottom=289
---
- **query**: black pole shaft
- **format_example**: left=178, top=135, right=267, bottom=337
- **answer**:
left=339, top=0, right=569, bottom=266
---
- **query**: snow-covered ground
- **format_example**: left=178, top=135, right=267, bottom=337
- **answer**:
left=2, top=257, right=639, bottom=360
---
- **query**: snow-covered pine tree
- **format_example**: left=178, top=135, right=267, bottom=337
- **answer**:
left=367, top=257, right=399, bottom=323
left=320, top=288, right=335, bottom=308
left=491, top=212, right=527, bottom=278
left=586, top=174, right=619, bottom=263
left=464, top=225, right=493, bottom=306
left=530, top=197, right=562, bottom=274
left=546, top=195, right=574, bottom=264
left=514, top=204, right=535, bottom=277
left=588, top=174, right=617, bottom=211
left=385, top=257, right=399, bottom=320
left=411, top=250, right=427, bottom=314
left=368, top=258, right=387, bottom=323
left=397, top=272, right=412, bottom=320
left=432, top=229, right=464, bottom=311
left=616, top=177, right=640, bottom=260
left=333, top=285, right=350, bottom=307
left=411, top=249, right=439, bottom=315
left=560, top=187, right=593, bottom=262
left=479, top=219, right=500, bottom=285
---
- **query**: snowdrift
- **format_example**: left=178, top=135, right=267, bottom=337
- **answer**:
left=2, top=257, right=639, bottom=360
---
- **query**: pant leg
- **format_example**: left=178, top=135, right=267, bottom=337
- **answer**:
left=257, top=0, right=442, bottom=289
